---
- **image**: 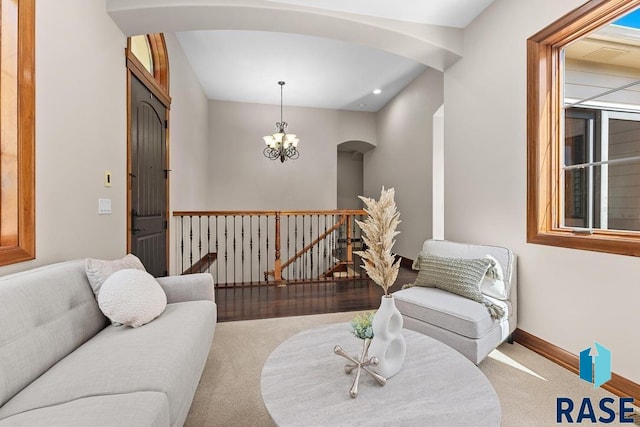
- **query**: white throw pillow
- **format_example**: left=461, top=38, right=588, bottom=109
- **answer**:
left=98, top=269, right=167, bottom=328
left=85, top=254, right=146, bottom=298
left=480, top=254, right=509, bottom=300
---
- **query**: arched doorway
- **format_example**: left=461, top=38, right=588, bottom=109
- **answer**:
left=126, top=34, right=171, bottom=276
left=337, top=140, right=375, bottom=209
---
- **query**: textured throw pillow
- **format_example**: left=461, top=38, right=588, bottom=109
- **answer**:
left=85, top=254, right=146, bottom=298
left=98, top=269, right=167, bottom=328
left=480, top=254, right=509, bottom=300
left=406, top=253, right=505, bottom=320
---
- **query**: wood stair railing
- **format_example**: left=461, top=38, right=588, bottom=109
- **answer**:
left=265, top=215, right=347, bottom=281
left=174, top=210, right=366, bottom=287
left=182, top=252, right=217, bottom=275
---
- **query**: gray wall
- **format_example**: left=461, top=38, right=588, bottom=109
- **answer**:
left=207, top=100, right=376, bottom=210
left=0, top=0, right=129, bottom=276
left=165, top=33, right=210, bottom=274
left=0, top=1, right=211, bottom=277
left=444, top=0, right=640, bottom=384
left=364, top=69, right=444, bottom=259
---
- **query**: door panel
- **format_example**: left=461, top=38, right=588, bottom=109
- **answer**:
left=130, top=75, right=167, bottom=277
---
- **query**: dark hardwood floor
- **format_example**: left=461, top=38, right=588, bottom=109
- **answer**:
left=215, top=266, right=418, bottom=322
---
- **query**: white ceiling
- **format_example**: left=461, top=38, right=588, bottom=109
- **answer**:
left=174, top=0, right=495, bottom=112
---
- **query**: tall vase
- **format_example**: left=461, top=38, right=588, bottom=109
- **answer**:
left=368, top=295, right=406, bottom=379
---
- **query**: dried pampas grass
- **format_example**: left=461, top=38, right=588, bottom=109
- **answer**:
left=355, top=187, right=401, bottom=296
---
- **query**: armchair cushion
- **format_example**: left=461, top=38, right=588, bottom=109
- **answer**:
left=481, top=254, right=508, bottom=300
left=406, top=253, right=505, bottom=319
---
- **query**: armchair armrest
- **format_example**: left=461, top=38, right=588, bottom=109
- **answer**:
left=156, top=273, right=214, bottom=304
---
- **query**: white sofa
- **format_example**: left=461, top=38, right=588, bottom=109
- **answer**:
left=0, top=260, right=216, bottom=427
left=393, top=240, right=517, bottom=364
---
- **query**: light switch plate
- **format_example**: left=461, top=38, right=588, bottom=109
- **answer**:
left=105, top=171, right=112, bottom=187
left=98, top=198, right=112, bottom=215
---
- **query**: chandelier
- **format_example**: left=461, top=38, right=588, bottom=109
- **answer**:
left=263, top=81, right=300, bottom=162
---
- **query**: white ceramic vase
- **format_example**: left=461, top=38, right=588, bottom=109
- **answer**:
left=368, top=295, right=406, bottom=379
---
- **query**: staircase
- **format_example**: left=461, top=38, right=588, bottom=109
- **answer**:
left=175, top=210, right=367, bottom=287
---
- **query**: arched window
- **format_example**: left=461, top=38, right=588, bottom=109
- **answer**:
left=126, top=34, right=169, bottom=97
left=130, top=35, right=154, bottom=75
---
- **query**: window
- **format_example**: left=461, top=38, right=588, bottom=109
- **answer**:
left=126, top=34, right=169, bottom=96
left=130, top=35, right=154, bottom=75
left=527, top=0, right=640, bottom=256
left=563, top=108, right=640, bottom=232
left=0, top=0, right=35, bottom=266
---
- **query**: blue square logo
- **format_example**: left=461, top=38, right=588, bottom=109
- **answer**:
left=579, top=342, right=611, bottom=388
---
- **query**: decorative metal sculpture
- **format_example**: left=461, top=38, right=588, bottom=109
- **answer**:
left=334, top=339, right=386, bottom=398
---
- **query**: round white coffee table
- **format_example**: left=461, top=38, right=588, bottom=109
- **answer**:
left=261, top=323, right=501, bottom=427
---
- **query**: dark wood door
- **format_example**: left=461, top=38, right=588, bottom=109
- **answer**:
left=130, top=76, right=168, bottom=277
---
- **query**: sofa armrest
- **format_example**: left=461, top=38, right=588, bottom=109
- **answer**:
left=156, top=273, right=215, bottom=304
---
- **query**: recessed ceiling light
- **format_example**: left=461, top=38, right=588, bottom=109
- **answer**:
left=373, top=89, right=382, bottom=95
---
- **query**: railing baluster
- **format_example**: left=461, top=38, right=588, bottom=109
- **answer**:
left=241, top=215, right=245, bottom=285
left=266, top=215, right=270, bottom=282
left=224, top=216, right=228, bottom=287
left=180, top=216, right=184, bottom=275
left=207, top=216, right=211, bottom=274
left=323, top=214, right=328, bottom=281
left=309, top=215, right=313, bottom=280
left=249, top=216, right=253, bottom=284
left=215, top=216, right=219, bottom=285
left=198, top=216, right=202, bottom=272
left=286, top=215, right=290, bottom=281
left=294, top=215, right=298, bottom=280
left=233, top=215, right=237, bottom=286
left=274, top=212, right=281, bottom=284
left=257, top=215, right=262, bottom=284
left=189, top=216, right=193, bottom=271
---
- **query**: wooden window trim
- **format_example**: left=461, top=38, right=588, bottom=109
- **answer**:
left=527, top=0, right=640, bottom=257
left=0, top=0, right=35, bottom=266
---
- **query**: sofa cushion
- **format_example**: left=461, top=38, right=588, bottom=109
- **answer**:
left=0, top=391, right=170, bottom=427
left=85, top=254, right=146, bottom=298
left=98, top=269, right=167, bottom=327
left=0, top=300, right=216, bottom=426
left=0, top=260, right=107, bottom=408
left=393, top=287, right=511, bottom=339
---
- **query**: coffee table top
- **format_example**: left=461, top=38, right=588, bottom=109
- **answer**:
left=261, top=323, right=501, bottom=427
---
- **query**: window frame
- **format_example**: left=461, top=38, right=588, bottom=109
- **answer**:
left=527, top=0, right=640, bottom=257
left=0, top=0, right=35, bottom=266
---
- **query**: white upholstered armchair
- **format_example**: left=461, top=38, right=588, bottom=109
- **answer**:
left=393, top=240, right=517, bottom=365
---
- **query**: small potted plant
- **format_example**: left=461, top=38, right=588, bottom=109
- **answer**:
left=350, top=311, right=375, bottom=341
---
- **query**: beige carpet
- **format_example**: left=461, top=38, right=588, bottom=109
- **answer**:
left=185, top=312, right=636, bottom=426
